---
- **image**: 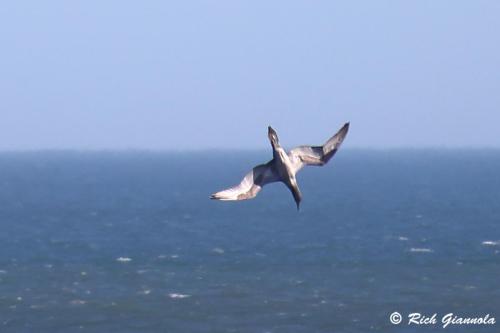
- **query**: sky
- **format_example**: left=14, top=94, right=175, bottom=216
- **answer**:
left=1, top=1, right=499, bottom=150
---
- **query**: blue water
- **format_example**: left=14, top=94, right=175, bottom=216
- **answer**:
left=0, top=150, right=499, bottom=333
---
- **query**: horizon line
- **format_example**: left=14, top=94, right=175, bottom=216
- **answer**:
left=1, top=146, right=500, bottom=153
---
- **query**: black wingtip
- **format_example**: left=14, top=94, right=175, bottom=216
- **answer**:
left=339, top=122, right=350, bottom=136
left=268, top=126, right=279, bottom=145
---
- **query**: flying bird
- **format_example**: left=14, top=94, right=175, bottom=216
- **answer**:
left=210, top=122, right=349, bottom=209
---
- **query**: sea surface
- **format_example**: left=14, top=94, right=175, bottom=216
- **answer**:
left=0, top=150, right=499, bottom=333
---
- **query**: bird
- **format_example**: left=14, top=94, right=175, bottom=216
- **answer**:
left=210, top=122, right=349, bottom=210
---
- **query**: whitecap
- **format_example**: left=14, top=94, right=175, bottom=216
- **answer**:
left=168, top=293, right=191, bottom=299
left=409, top=248, right=433, bottom=253
left=398, top=236, right=409, bottom=241
left=212, top=248, right=225, bottom=254
left=482, top=241, right=498, bottom=246
left=116, top=257, right=132, bottom=262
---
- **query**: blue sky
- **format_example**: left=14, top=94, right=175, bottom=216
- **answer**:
left=1, top=1, right=499, bottom=150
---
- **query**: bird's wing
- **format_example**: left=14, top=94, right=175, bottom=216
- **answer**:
left=210, top=161, right=279, bottom=201
left=288, top=122, right=349, bottom=173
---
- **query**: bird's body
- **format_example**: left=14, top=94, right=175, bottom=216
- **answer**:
left=210, top=123, right=349, bottom=209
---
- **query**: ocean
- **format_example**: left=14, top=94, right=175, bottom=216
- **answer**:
left=0, top=150, right=499, bottom=333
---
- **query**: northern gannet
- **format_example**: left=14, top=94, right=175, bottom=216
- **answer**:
left=210, top=123, right=349, bottom=209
